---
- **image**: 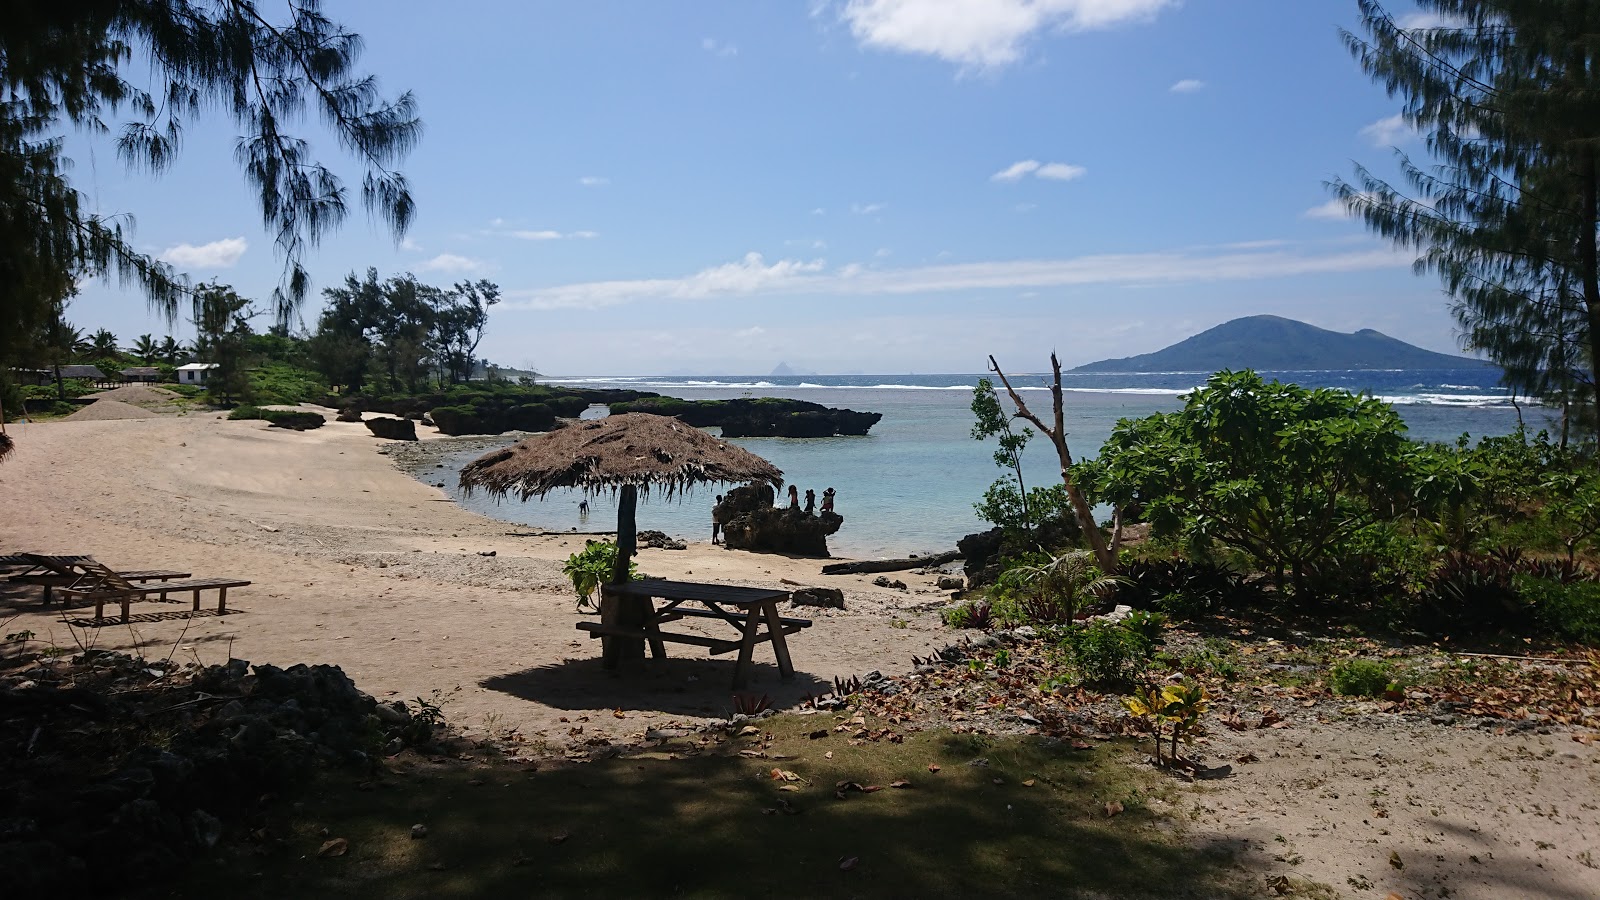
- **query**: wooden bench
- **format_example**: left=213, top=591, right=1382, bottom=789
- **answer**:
left=51, top=560, right=251, bottom=624
left=11, top=569, right=192, bottom=606
left=576, top=579, right=812, bottom=688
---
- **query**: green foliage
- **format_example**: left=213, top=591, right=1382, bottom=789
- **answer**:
left=941, top=600, right=994, bottom=630
left=1060, top=621, right=1152, bottom=687
left=1411, top=549, right=1533, bottom=636
left=1120, top=610, right=1167, bottom=646
left=561, top=541, right=638, bottom=611
left=312, top=270, right=500, bottom=394
left=1117, top=556, right=1255, bottom=619
left=228, top=406, right=267, bottom=420
left=1175, top=638, right=1242, bottom=681
left=248, top=361, right=327, bottom=406
left=990, top=550, right=1123, bottom=626
left=1329, top=659, right=1394, bottom=698
left=227, top=406, right=324, bottom=430
left=971, top=377, right=1036, bottom=533
left=1093, top=370, right=1415, bottom=595
left=1514, top=576, right=1600, bottom=645
left=1124, top=682, right=1210, bottom=763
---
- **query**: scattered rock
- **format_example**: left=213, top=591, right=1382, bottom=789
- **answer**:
left=411, top=824, right=429, bottom=840
left=871, top=576, right=907, bottom=590
left=789, top=587, right=846, bottom=609
left=637, top=530, right=687, bottom=551
left=936, top=575, right=964, bottom=591
left=365, top=417, right=418, bottom=441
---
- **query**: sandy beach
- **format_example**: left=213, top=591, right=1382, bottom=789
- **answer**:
left=0, top=410, right=950, bottom=743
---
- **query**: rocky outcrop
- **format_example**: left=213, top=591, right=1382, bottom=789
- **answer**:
left=365, top=416, right=418, bottom=441
left=959, top=517, right=1084, bottom=587
left=608, top=397, right=882, bottom=437
left=716, top=483, right=843, bottom=557
left=637, top=530, right=687, bottom=551
left=336, top=406, right=363, bottom=422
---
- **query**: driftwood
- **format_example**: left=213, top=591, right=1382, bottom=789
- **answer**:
left=821, top=549, right=962, bottom=576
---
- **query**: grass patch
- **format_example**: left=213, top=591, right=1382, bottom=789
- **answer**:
left=173, top=717, right=1252, bottom=899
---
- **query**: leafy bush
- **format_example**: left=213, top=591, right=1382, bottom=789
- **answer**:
left=1515, top=576, right=1600, bottom=644
left=1093, top=370, right=1414, bottom=595
left=989, top=550, right=1122, bottom=626
left=1329, top=658, right=1394, bottom=698
left=1410, top=549, right=1531, bottom=636
left=561, top=541, right=637, bottom=611
left=941, top=600, right=993, bottom=630
left=1121, top=610, right=1167, bottom=645
left=248, top=361, right=327, bottom=405
left=228, top=405, right=267, bottom=420
left=1118, top=557, right=1255, bottom=619
left=1060, top=621, right=1152, bottom=687
left=227, top=406, right=324, bottom=430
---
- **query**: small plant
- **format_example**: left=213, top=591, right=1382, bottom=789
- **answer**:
left=1178, top=637, right=1241, bottom=680
left=561, top=540, right=638, bottom=611
left=1062, top=621, right=1151, bottom=687
left=993, top=648, right=1011, bottom=668
left=941, top=599, right=993, bottom=630
left=1329, top=658, right=1394, bottom=698
left=732, top=693, right=772, bottom=716
left=1124, top=681, right=1210, bottom=763
left=1004, top=550, right=1126, bottom=625
left=1121, top=610, right=1167, bottom=645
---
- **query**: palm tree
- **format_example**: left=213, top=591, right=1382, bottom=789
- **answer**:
left=132, top=334, right=159, bottom=363
left=89, top=328, right=120, bottom=360
left=43, top=319, right=88, bottom=400
left=158, top=335, right=182, bottom=364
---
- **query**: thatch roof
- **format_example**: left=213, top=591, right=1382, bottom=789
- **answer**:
left=0, top=432, right=12, bottom=461
left=459, top=413, right=782, bottom=501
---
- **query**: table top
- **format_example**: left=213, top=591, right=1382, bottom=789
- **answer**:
left=607, top=578, right=788, bottom=606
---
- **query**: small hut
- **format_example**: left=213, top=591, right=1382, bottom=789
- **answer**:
left=120, top=366, right=162, bottom=383
left=458, top=413, right=783, bottom=581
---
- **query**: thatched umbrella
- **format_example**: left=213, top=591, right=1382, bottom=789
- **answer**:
left=0, top=431, right=12, bottom=462
left=458, top=413, right=783, bottom=582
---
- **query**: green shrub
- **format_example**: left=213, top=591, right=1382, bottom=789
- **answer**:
left=227, top=406, right=324, bottom=430
left=228, top=405, right=267, bottom=420
left=1411, top=549, right=1531, bottom=636
left=1121, top=610, right=1167, bottom=645
left=561, top=541, right=638, bottom=611
left=1329, top=658, right=1394, bottom=697
left=990, top=550, right=1122, bottom=626
left=1118, top=556, right=1255, bottom=618
left=1060, top=621, right=1151, bottom=687
left=941, top=600, right=993, bottom=630
left=1515, top=576, right=1600, bottom=644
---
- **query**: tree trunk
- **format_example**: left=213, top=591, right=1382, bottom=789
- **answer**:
left=1581, top=153, right=1600, bottom=428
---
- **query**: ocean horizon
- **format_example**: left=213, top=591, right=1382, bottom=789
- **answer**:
left=420, top=369, right=1533, bottom=559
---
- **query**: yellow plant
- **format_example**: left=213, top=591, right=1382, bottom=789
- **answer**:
left=1123, top=682, right=1209, bottom=763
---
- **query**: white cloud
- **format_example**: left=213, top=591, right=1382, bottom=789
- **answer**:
left=1359, top=113, right=1411, bottom=147
left=1304, top=193, right=1386, bottom=220
left=1397, top=12, right=1465, bottom=30
left=504, top=229, right=598, bottom=241
left=702, top=37, right=738, bottom=57
left=733, top=325, right=767, bottom=340
left=1169, top=78, right=1205, bottom=93
left=507, top=241, right=1408, bottom=310
left=401, top=237, right=423, bottom=252
left=851, top=202, right=887, bottom=215
left=569, top=230, right=600, bottom=240
left=840, top=0, right=1177, bottom=69
left=991, top=159, right=1085, bottom=182
left=991, top=159, right=1041, bottom=181
left=578, top=176, right=609, bottom=187
left=811, top=207, right=827, bottom=215
left=159, top=237, right=247, bottom=269
left=1035, top=162, right=1086, bottom=181
left=417, top=253, right=485, bottom=273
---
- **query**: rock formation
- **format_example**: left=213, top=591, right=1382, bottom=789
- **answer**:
left=365, top=416, right=418, bottom=441
left=716, top=483, right=843, bottom=557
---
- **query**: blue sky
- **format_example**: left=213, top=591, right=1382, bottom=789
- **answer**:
left=68, top=0, right=1457, bottom=375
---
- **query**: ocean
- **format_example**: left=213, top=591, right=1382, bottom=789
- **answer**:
left=422, top=369, right=1531, bottom=559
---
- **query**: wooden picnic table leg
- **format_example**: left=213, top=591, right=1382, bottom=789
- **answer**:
left=762, top=599, right=795, bottom=681
left=731, top=604, right=764, bottom=689
left=599, top=588, right=621, bottom=670
left=121, top=593, right=132, bottom=624
left=192, top=589, right=203, bottom=612
left=217, top=587, right=228, bottom=613
left=643, top=597, right=667, bottom=661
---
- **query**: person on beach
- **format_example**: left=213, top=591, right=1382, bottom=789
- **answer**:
left=821, top=487, right=835, bottom=514
left=804, top=489, right=815, bottom=515
left=578, top=499, right=589, bottom=518
left=711, top=494, right=724, bottom=544
left=787, top=485, right=799, bottom=508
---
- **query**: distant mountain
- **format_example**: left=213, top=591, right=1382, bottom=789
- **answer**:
left=1071, top=316, right=1494, bottom=372
left=770, top=361, right=816, bottom=377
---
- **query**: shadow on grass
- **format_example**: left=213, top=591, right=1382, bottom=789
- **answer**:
left=481, top=655, right=831, bottom=716
left=172, top=719, right=1256, bottom=900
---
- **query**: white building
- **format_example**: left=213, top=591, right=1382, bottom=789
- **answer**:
left=176, top=362, right=220, bottom=385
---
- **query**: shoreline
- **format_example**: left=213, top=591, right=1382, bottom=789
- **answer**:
left=0, top=413, right=953, bottom=743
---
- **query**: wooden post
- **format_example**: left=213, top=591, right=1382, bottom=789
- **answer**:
left=609, top=484, right=645, bottom=662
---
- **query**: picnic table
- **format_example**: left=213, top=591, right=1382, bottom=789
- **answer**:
left=577, top=578, right=811, bottom=688
left=5, top=554, right=192, bottom=607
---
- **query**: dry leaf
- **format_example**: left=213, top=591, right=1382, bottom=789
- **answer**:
left=317, top=838, right=349, bottom=858
left=612, top=709, right=626, bottom=719
left=927, top=764, right=941, bottom=773
left=824, top=751, right=834, bottom=760
left=1388, top=850, right=1404, bottom=870
left=549, top=833, right=570, bottom=845
left=1022, top=779, right=1036, bottom=787
left=1104, top=800, right=1124, bottom=817
left=1070, top=740, right=1092, bottom=750
left=778, top=784, right=801, bottom=792
left=839, top=856, right=859, bottom=871
left=738, top=725, right=761, bottom=738
left=890, top=780, right=912, bottom=789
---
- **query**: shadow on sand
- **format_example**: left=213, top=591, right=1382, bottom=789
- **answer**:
left=481, top=653, right=831, bottom=717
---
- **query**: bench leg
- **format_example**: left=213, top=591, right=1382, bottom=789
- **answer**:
left=121, top=594, right=132, bottom=624
left=732, top=606, right=763, bottom=690
left=217, top=587, right=228, bottom=613
left=40, top=585, right=53, bottom=608
left=193, top=589, right=202, bottom=612
left=95, top=594, right=105, bottom=622
left=600, top=592, right=621, bottom=670
left=644, top=598, right=667, bottom=661
left=763, top=600, right=795, bottom=681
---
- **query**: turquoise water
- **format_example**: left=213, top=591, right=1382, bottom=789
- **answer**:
left=433, top=370, right=1530, bottom=558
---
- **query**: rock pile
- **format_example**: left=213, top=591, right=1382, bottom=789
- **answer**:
left=716, top=483, right=843, bottom=557
left=0, top=651, right=430, bottom=893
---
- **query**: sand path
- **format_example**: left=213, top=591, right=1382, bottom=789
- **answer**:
left=0, top=414, right=949, bottom=744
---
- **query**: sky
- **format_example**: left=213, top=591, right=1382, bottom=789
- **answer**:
left=66, top=0, right=1462, bottom=376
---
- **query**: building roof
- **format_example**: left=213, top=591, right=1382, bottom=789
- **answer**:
left=176, top=363, right=220, bottom=371
left=120, top=367, right=161, bottom=376
left=54, top=365, right=105, bottom=379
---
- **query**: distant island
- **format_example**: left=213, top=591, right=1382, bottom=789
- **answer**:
left=1072, top=315, right=1495, bottom=372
